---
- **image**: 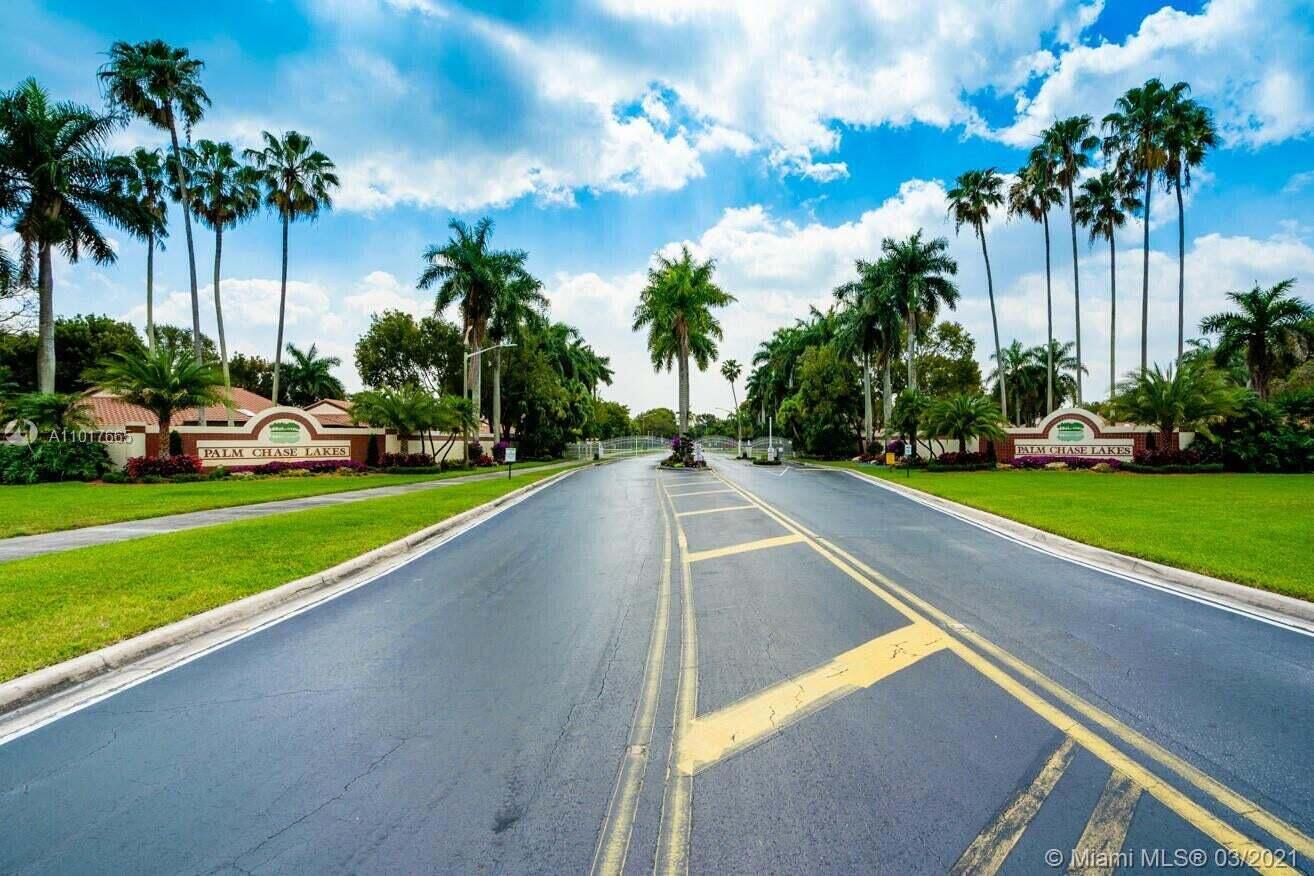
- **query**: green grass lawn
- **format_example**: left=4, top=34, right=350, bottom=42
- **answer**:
left=821, top=463, right=1314, bottom=601
left=0, top=462, right=567, bottom=539
left=0, top=468, right=566, bottom=683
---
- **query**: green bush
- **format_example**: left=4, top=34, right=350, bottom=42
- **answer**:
left=169, top=473, right=207, bottom=483
left=101, top=470, right=130, bottom=484
left=1120, top=462, right=1225, bottom=474
left=0, top=440, right=112, bottom=484
left=926, top=462, right=996, bottom=472
left=207, top=466, right=229, bottom=480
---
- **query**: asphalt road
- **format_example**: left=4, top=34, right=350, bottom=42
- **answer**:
left=2, top=456, right=1312, bottom=874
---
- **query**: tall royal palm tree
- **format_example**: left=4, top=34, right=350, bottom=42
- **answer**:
left=1103, top=78, right=1189, bottom=374
left=834, top=258, right=903, bottom=445
left=120, top=147, right=169, bottom=351
left=419, top=217, right=529, bottom=436
left=96, top=345, right=225, bottom=454
left=1073, top=168, right=1142, bottom=398
left=879, top=232, right=959, bottom=398
left=720, top=358, right=743, bottom=446
left=632, top=245, right=735, bottom=435
left=182, top=139, right=261, bottom=424
left=1008, top=152, right=1063, bottom=413
left=281, top=342, right=345, bottom=407
left=1200, top=279, right=1313, bottom=400
left=0, top=79, right=144, bottom=392
left=100, top=40, right=210, bottom=382
left=244, top=130, right=338, bottom=404
left=1162, top=94, right=1217, bottom=363
left=947, top=168, right=1006, bottom=418
left=1042, top=115, right=1100, bottom=403
left=487, top=266, right=546, bottom=439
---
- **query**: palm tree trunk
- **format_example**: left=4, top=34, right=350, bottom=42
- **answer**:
left=146, top=231, right=156, bottom=352
left=157, top=414, right=170, bottom=458
left=214, top=226, right=233, bottom=427
left=980, top=227, right=1007, bottom=422
left=862, top=351, right=872, bottom=452
left=905, top=310, right=916, bottom=392
left=1068, top=182, right=1083, bottom=406
left=272, top=213, right=290, bottom=405
left=1109, top=235, right=1117, bottom=399
left=492, top=347, right=502, bottom=441
left=678, top=336, right=690, bottom=435
left=1175, top=173, right=1185, bottom=364
left=167, top=117, right=204, bottom=424
left=472, top=347, right=482, bottom=441
left=882, top=358, right=892, bottom=433
left=1043, top=212, right=1054, bottom=414
left=1141, top=166, right=1152, bottom=374
left=36, top=242, right=55, bottom=393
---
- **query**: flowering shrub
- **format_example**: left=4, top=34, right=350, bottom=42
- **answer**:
left=884, top=439, right=905, bottom=457
left=467, top=441, right=484, bottom=462
left=1012, top=455, right=1120, bottom=471
left=126, top=455, right=203, bottom=478
left=492, top=440, right=510, bottom=463
left=227, top=459, right=367, bottom=475
left=380, top=452, right=433, bottom=468
left=474, top=453, right=496, bottom=467
left=1133, top=447, right=1202, bottom=467
left=935, top=451, right=987, bottom=466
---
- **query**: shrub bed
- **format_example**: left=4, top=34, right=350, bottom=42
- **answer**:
left=0, top=441, right=112, bottom=484
left=380, top=452, right=433, bottom=468
left=1120, top=462, right=1226, bottom=474
left=1012, top=455, right=1121, bottom=471
left=226, top=459, right=367, bottom=475
left=927, top=462, right=995, bottom=472
left=127, top=454, right=204, bottom=478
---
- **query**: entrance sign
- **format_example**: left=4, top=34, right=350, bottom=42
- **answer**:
left=1003, top=408, right=1146, bottom=462
left=196, top=417, right=352, bottom=467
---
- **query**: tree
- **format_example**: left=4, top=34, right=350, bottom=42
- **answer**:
left=720, top=358, right=743, bottom=446
left=354, top=310, right=464, bottom=396
left=947, top=169, right=1005, bottom=417
left=914, top=322, right=982, bottom=400
left=244, top=130, right=338, bottom=403
left=181, top=140, right=261, bottom=424
left=228, top=352, right=275, bottom=398
left=1008, top=153, right=1063, bottom=413
left=100, top=40, right=210, bottom=392
left=989, top=339, right=1083, bottom=425
left=879, top=232, right=959, bottom=398
left=96, top=345, right=225, bottom=456
left=281, top=342, right=345, bottom=407
left=1110, top=360, right=1243, bottom=443
left=1200, top=280, right=1313, bottom=400
left=889, top=388, right=932, bottom=459
left=0, top=314, right=144, bottom=393
left=633, top=407, right=679, bottom=437
left=117, top=147, right=168, bottom=350
left=1103, top=78, right=1189, bottom=373
left=1162, top=94, right=1217, bottom=363
left=155, top=323, right=217, bottom=361
left=6, top=391, right=95, bottom=433
left=834, top=259, right=903, bottom=447
left=786, top=343, right=863, bottom=457
left=419, top=217, right=528, bottom=434
left=588, top=399, right=632, bottom=440
left=1073, top=168, right=1142, bottom=399
left=351, top=384, right=440, bottom=459
left=632, top=245, right=735, bottom=434
left=928, top=393, right=1006, bottom=455
left=1041, top=115, right=1100, bottom=404
left=0, top=79, right=144, bottom=393
left=488, top=267, right=546, bottom=439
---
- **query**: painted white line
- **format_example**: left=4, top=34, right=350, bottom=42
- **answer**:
left=0, top=473, right=572, bottom=747
left=839, top=469, right=1314, bottom=640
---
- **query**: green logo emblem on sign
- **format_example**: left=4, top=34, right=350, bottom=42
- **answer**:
left=269, top=421, right=302, bottom=444
left=1055, top=420, right=1085, bottom=443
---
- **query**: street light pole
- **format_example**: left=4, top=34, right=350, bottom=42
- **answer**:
left=462, top=341, right=516, bottom=460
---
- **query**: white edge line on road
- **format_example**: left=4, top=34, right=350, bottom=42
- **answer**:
left=838, top=468, right=1314, bottom=640
left=0, top=470, right=577, bottom=747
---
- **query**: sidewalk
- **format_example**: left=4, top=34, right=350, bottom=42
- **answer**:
left=0, top=461, right=577, bottom=563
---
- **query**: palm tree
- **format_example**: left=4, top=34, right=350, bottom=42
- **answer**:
left=244, top=130, right=339, bottom=403
left=352, top=384, right=441, bottom=459
left=488, top=267, right=546, bottom=439
left=281, top=342, right=345, bottom=407
left=96, top=345, right=225, bottom=456
left=419, top=217, right=528, bottom=435
left=1073, top=168, right=1142, bottom=399
left=6, top=391, right=95, bottom=433
left=100, top=40, right=209, bottom=381
left=1041, top=116, right=1100, bottom=404
left=1162, top=95, right=1217, bottom=363
left=879, top=232, right=959, bottom=397
left=182, top=140, right=261, bottom=425
left=119, top=147, right=169, bottom=351
left=834, top=258, right=903, bottom=447
left=1199, top=280, right=1313, bottom=400
left=1110, top=360, right=1243, bottom=444
left=632, top=245, right=735, bottom=434
left=0, top=79, right=144, bottom=393
left=928, top=393, right=1006, bottom=455
left=1008, top=153, right=1063, bottom=413
left=1103, top=78, right=1189, bottom=374
left=947, top=169, right=1006, bottom=417
left=720, top=358, right=743, bottom=447
left=890, top=388, right=932, bottom=459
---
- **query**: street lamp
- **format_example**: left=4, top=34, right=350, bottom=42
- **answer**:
left=461, top=341, right=516, bottom=454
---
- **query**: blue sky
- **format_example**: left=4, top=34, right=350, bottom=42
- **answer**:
left=5, top=0, right=1314, bottom=413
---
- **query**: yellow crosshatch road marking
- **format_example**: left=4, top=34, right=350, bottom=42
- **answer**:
left=665, top=487, right=736, bottom=498
left=707, top=472, right=1306, bottom=875
left=675, top=504, right=757, bottom=518
left=1072, top=770, right=1143, bottom=875
left=685, top=533, right=803, bottom=563
left=676, top=622, right=946, bottom=775
left=951, top=737, right=1077, bottom=875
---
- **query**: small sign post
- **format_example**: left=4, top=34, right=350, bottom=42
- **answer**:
left=505, top=446, right=516, bottom=479
left=904, top=439, right=912, bottom=478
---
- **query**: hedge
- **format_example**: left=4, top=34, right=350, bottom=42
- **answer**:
left=1119, top=462, right=1226, bottom=474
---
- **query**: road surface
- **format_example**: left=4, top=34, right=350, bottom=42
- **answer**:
left=1, top=456, right=1311, bottom=874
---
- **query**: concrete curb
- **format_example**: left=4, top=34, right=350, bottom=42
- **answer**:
left=838, top=467, right=1314, bottom=632
left=0, top=465, right=585, bottom=718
